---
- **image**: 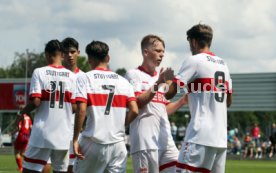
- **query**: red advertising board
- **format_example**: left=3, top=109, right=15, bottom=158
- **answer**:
left=0, top=82, right=30, bottom=111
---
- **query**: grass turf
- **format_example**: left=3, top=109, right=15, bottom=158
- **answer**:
left=0, top=155, right=276, bottom=173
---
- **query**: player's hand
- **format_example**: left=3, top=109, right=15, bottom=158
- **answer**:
left=157, top=68, right=174, bottom=84
left=73, top=140, right=85, bottom=160
left=163, top=67, right=174, bottom=81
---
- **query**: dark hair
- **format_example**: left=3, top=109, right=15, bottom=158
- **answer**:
left=62, top=37, right=79, bottom=50
left=44, top=39, right=63, bottom=56
left=141, top=34, right=165, bottom=51
left=187, top=24, right=213, bottom=48
left=85, top=41, right=109, bottom=61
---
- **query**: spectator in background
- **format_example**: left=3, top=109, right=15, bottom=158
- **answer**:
left=243, top=132, right=254, bottom=158
left=232, top=136, right=241, bottom=155
left=171, top=122, right=177, bottom=142
left=251, top=123, right=262, bottom=158
left=269, top=123, right=276, bottom=158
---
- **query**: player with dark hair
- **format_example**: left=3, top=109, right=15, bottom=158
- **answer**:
left=19, top=39, right=76, bottom=173
left=73, top=40, right=139, bottom=173
left=165, top=24, right=233, bottom=173
left=62, top=37, right=84, bottom=173
left=14, top=106, right=32, bottom=172
left=42, top=37, right=84, bottom=173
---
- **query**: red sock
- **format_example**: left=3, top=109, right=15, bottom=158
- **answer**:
left=16, top=157, right=22, bottom=169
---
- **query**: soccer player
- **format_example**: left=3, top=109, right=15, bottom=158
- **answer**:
left=73, top=40, right=139, bottom=173
left=19, top=40, right=76, bottom=173
left=62, top=37, right=85, bottom=173
left=165, top=24, right=233, bottom=173
left=14, top=107, right=32, bottom=172
left=125, top=34, right=188, bottom=173
left=42, top=37, right=84, bottom=173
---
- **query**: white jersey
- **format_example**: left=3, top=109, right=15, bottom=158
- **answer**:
left=175, top=52, right=232, bottom=148
left=70, top=68, right=85, bottom=139
left=28, top=65, right=76, bottom=149
left=75, top=68, right=136, bottom=144
left=125, top=66, right=175, bottom=154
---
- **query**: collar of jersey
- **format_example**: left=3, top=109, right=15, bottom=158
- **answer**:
left=74, top=68, right=80, bottom=73
left=203, top=51, right=216, bottom=56
left=94, top=67, right=111, bottom=71
left=48, top=64, right=65, bottom=69
left=138, top=66, right=157, bottom=77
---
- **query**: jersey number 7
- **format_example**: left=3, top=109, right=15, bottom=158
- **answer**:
left=102, top=85, right=115, bottom=115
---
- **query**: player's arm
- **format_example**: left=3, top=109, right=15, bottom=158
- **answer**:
left=125, top=101, right=139, bottom=126
left=166, top=94, right=188, bottom=115
left=73, top=101, right=87, bottom=160
left=15, top=98, right=41, bottom=124
left=137, top=68, right=174, bottom=108
left=227, top=93, right=232, bottom=107
left=71, top=103, right=77, bottom=113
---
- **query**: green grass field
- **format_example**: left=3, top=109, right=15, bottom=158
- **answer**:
left=1, top=155, right=276, bottom=173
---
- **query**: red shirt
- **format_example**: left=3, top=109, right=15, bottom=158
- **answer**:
left=251, top=127, right=260, bottom=138
left=18, top=114, right=32, bottom=137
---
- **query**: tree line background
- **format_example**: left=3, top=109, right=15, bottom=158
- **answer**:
left=0, top=50, right=275, bottom=139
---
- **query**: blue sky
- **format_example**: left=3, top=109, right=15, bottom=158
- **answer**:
left=0, top=0, right=276, bottom=73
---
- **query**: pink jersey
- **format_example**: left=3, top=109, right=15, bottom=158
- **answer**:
left=75, top=68, right=136, bottom=144
left=28, top=65, right=76, bottom=149
left=125, top=66, right=175, bottom=154
left=174, top=52, right=232, bottom=148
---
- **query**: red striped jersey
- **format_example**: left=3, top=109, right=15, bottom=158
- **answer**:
left=17, top=114, right=32, bottom=139
left=125, top=66, right=175, bottom=154
left=75, top=68, right=136, bottom=144
left=28, top=65, right=76, bottom=149
left=174, top=52, right=232, bottom=148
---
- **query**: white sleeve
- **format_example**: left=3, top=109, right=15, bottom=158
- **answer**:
left=75, top=74, right=88, bottom=103
left=70, top=73, right=77, bottom=103
left=29, top=69, right=41, bottom=98
left=125, top=70, right=142, bottom=94
left=126, top=82, right=136, bottom=102
left=175, top=56, right=198, bottom=86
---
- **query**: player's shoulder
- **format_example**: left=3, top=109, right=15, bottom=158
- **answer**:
left=125, top=68, right=140, bottom=79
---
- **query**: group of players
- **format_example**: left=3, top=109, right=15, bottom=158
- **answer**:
left=16, top=23, right=232, bottom=173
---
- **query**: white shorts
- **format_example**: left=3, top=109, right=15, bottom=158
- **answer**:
left=69, top=140, right=76, bottom=166
left=176, top=142, right=227, bottom=173
left=73, top=136, right=127, bottom=173
left=132, top=145, right=179, bottom=173
left=23, top=145, right=69, bottom=172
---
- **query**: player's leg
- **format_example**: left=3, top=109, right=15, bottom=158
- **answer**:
left=50, top=149, right=69, bottom=173
left=159, top=144, right=179, bottom=173
left=131, top=149, right=159, bottom=173
left=106, top=141, right=127, bottom=173
left=14, top=138, right=26, bottom=172
left=210, top=148, right=227, bottom=173
left=22, top=146, right=51, bottom=173
left=42, top=159, right=51, bottom=173
left=73, top=136, right=106, bottom=173
left=14, top=148, right=23, bottom=172
left=176, top=142, right=214, bottom=173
